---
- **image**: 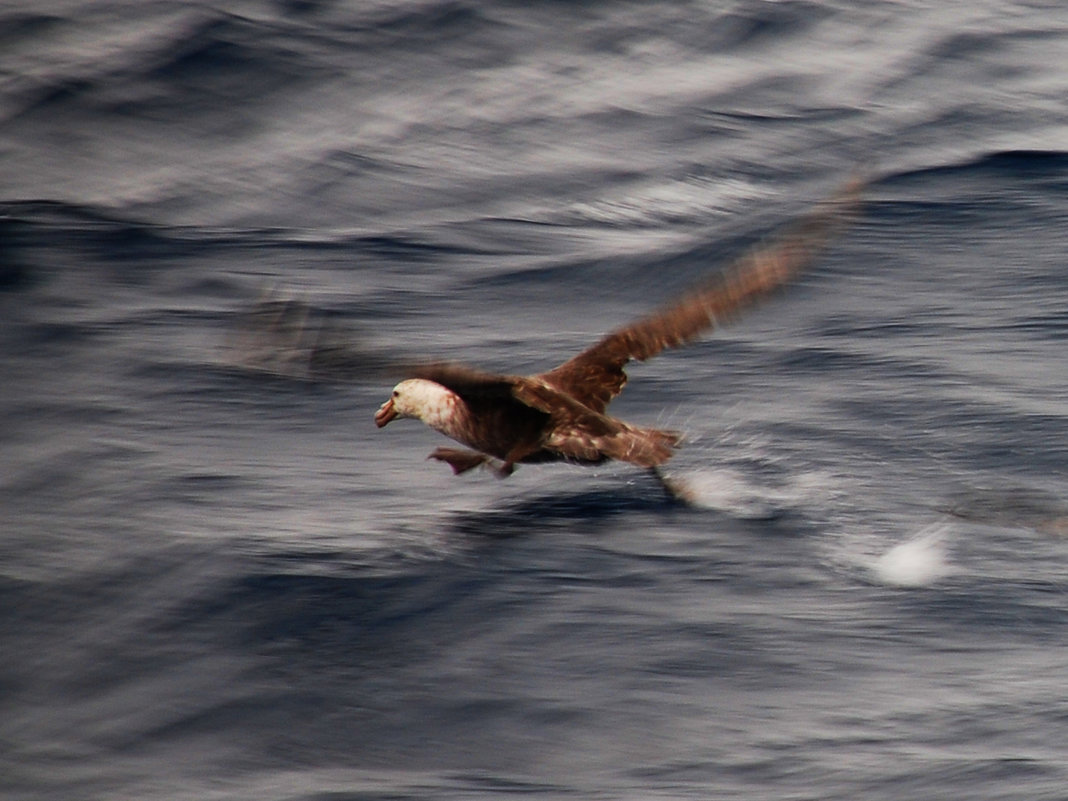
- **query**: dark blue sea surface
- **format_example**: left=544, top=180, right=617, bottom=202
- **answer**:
left=3, top=1, right=1068, bottom=799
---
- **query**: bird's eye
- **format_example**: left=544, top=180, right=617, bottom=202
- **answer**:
left=392, top=390, right=400, bottom=398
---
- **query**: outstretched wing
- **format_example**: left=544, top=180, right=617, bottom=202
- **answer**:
left=538, top=176, right=865, bottom=413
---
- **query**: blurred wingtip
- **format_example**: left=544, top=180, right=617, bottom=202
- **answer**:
left=224, top=289, right=397, bottom=383
left=825, top=170, right=868, bottom=220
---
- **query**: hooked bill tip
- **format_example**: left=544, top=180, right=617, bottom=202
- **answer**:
left=374, top=399, right=397, bottom=428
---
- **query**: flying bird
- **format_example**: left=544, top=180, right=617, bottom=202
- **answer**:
left=375, top=178, right=863, bottom=490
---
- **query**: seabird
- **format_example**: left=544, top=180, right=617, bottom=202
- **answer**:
left=375, top=178, right=863, bottom=490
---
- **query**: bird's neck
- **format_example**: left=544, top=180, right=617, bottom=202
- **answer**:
left=419, top=387, right=467, bottom=439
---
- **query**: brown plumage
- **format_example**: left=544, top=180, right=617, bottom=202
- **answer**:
left=375, top=177, right=864, bottom=479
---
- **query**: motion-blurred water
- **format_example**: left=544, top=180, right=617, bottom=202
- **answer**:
left=3, top=2, right=1068, bottom=799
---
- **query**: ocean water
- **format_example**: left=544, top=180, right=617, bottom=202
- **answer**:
left=3, top=1, right=1068, bottom=799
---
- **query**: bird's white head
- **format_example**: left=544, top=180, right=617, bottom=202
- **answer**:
left=374, top=378, right=458, bottom=430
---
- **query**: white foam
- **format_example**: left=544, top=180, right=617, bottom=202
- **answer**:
left=668, top=467, right=832, bottom=519
left=872, top=523, right=953, bottom=587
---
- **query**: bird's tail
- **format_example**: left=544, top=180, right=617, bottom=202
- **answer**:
left=607, top=424, right=682, bottom=468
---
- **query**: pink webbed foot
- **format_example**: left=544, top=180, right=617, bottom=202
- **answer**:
left=428, top=448, right=491, bottom=475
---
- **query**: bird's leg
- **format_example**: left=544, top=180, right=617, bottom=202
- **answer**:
left=648, top=466, right=695, bottom=505
left=428, top=447, right=490, bottom=475
left=495, top=442, right=539, bottom=480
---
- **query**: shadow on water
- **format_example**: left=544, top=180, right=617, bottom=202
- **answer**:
left=445, top=479, right=685, bottom=540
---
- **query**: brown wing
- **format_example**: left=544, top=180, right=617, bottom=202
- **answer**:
left=511, top=378, right=680, bottom=467
left=538, top=175, right=865, bottom=413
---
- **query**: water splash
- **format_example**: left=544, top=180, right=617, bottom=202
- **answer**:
left=872, top=522, right=953, bottom=587
left=665, top=466, right=835, bottom=519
